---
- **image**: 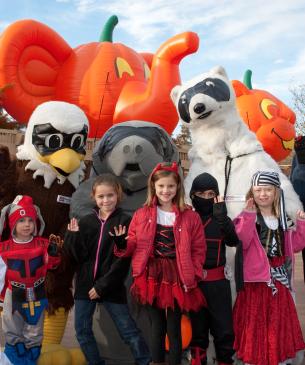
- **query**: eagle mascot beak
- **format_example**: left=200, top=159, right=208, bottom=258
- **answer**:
left=39, top=148, right=85, bottom=177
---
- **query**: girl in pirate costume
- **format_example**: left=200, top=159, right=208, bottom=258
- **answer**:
left=233, top=171, right=305, bottom=365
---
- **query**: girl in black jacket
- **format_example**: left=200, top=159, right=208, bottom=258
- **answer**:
left=64, top=174, right=150, bottom=365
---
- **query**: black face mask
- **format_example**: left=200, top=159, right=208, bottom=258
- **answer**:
left=192, top=195, right=214, bottom=216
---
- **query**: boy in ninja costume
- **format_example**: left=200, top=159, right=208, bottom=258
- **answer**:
left=189, top=173, right=239, bottom=365
left=0, top=195, right=60, bottom=365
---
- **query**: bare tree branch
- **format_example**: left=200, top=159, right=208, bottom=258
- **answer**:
left=0, top=107, right=22, bottom=130
left=172, top=124, right=192, bottom=147
left=290, top=84, right=305, bottom=135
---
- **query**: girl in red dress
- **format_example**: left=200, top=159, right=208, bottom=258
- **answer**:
left=114, top=162, right=207, bottom=365
left=233, top=171, right=305, bottom=365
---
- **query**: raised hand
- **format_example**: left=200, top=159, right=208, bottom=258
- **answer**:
left=68, top=218, right=79, bottom=232
left=214, top=195, right=224, bottom=203
left=244, top=198, right=257, bottom=212
left=109, top=225, right=127, bottom=237
left=109, top=225, right=128, bottom=249
left=296, top=210, right=305, bottom=220
left=49, top=234, right=63, bottom=248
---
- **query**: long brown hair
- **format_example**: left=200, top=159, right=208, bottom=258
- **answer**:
left=91, top=174, right=123, bottom=204
left=246, top=185, right=281, bottom=217
left=145, top=164, right=186, bottom=211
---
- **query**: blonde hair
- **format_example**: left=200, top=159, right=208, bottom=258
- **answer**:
left=91, top=174, right=123, bottom=204
left=145, top=165, right=186, bottom=211
left=246, top=185, right=281, bottom=218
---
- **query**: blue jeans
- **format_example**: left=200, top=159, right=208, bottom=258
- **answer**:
left=75, top=299, right=151, bottom=365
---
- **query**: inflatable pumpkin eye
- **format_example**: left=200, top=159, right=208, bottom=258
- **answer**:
left=115, top=57, right=134, bottom=78
left=260, top=98, right=278, bottom=119
left=45, top=134, right=64, bottom=149
left=71, top=134, right=85, bottom=149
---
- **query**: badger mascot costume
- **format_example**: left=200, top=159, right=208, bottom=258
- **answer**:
left=170, top=66, right=302, bottom=219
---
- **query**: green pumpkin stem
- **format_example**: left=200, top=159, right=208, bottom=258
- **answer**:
left=243, top=69, right=253, bottom=89
left=99, top=15, right=119, bottom=42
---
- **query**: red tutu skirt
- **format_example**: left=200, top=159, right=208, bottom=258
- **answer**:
left=233, top=257, right=305, bottom=365
left=131, top=257, right=206, bottom=311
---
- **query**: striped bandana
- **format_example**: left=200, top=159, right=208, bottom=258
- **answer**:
left=251, top=171, right=288, bottom=231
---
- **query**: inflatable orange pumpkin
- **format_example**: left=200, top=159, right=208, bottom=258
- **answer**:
left=0, top=16, right=199, bottom=138
left=232, top=70, right=296, bottom=161
left=165, top=314, right=192, bottom=351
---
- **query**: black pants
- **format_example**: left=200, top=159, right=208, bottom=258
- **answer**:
left=147, top=305, right=182, bottom=365
left=190, top=279, right=235, bottom=364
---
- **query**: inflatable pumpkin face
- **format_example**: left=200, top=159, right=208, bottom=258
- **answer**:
left=232, top=70, right=296, bottom=161
left=0, top=16, right=199, bottom=138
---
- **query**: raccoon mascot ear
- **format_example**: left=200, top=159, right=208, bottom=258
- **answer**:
left=210, top=65, right=228, bottom=78
left=170, top=85, right=182, bottom=105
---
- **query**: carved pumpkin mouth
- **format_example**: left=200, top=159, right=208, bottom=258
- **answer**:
left=198, top=111, right=212, bottom=119
left=271, top=128, right=294, bottom=151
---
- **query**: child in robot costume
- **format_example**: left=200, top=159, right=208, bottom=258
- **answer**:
left=0, top=195, right=60, bottom=365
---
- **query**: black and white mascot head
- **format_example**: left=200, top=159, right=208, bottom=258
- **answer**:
left=170, top=66, right=301, bottom=220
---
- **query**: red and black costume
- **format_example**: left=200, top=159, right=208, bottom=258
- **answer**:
left=190, top=173, right=239, bottom=365
left=115, top=196, right=207, bottom=365
left=131, top=220, right=205, bottom=311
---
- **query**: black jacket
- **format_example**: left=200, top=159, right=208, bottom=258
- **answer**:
left=201, top=202, right=240, bottom=269
left=64, top=208, right=131, bottom=303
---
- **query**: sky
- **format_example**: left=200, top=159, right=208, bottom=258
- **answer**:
left=2, top=0, right=305, bottom=132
